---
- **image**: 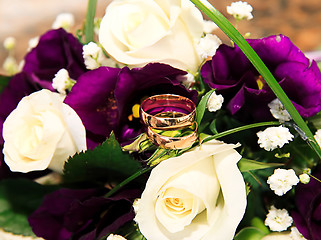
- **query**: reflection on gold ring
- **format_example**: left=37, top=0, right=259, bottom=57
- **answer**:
left=140, top=94, right=196, bottom=130
left=146, top=122, right=198, bottom=149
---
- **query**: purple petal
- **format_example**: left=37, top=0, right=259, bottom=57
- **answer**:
left=114, top=63, right=198, bottom=144
left=28, top=188, right=99, bottom=240
left=64, top=67, right=121, bottom=148
left=201, top=34, right=321, bottom=120
left=23, top=28, right=86, bottom=83
left=248, top=35, right=309, bottom=67
left=276, top=61, right=321, bottom=117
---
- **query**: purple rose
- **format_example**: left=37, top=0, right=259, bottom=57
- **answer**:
left=28, top=188, right=140, bottom=240
left=65, top=63, right=198, bottom=147
left=201, top=35, right=321, bottom=121
left=292, top=166, right=321, bottom=240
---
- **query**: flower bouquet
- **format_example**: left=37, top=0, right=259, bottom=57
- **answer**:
left=1, top=0, right=321, bottom=239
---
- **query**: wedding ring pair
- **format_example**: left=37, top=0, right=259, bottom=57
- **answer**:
left=140, top=94, right=198, bottom=149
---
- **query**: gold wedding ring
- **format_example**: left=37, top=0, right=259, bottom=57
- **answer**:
left=146, top=122, right=198, bottom=149
left=140, top=94, right=198, bottom=149
left=140, top=94, right=196, bottom=130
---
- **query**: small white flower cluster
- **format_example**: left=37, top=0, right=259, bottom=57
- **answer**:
left=177, top=73, right=196, bottom=88
left=196, top=34, right=222, bottom=60
left=227, top=1, right=253, bottom=21
left=267, top=168, right=299, bottom=196
left=290, top=227, right=307, bottom=239
left=27, top=36, right=40, bottom=52
left=3, top=37, right=16, bottom=51
left=207, top=91, right=224, bottom=112
left=203, top=20, right=218, bottom=34
left=2, top=37, right=19, bottom=76
left=52, top=13, right=75, bottom=31
left=265, top=206, right=293, bottom=232
left=299, top=173, right=310, bottom=184
left=52, top=69, right=76, bottom=95
left=268, top=98, right=292, bottom=122
left=83, top=42, right=118, bottom=69
left=257, top=126, right=294, bottom=151
left=106, top=234, right=127, bottom=240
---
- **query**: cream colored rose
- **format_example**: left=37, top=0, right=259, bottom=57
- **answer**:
left=99, top=0, right=204, bottom=73
left=135, top=140, right=247, bottom=240
left=2, top=89, right=86, bottom=173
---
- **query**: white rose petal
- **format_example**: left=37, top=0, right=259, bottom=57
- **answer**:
left=133, top=198, right=141, bottom=215
left=257, top=126, right=294, bottom=151
left=227, top=1, right=253, bottom=21
left=265, top=206, right=293, bottom=232
left=99, top=0, right=204, bottom=73
left=206, top=91, right=224, bottom=112
left=2, top=89, right=87, bottom=173
left=267, top=168, right=299, bottom=196
left=135, top=140, right=247, bottom=240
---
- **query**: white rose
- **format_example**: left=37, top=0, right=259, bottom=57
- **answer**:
left=2, top=89, right=87, bottom=173
left=135, top=140, right=247, bottom=240
left=99, top=0, right=204, bottom=73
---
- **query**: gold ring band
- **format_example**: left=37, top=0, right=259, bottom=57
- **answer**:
left=140, top=94, right=196, bottom=130
left=146, top=122, right=198, bottom=149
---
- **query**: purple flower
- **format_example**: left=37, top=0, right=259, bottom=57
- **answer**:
left=64, top=67, right=121, bottom=149
left=0, top=28, right=86, bottom=177
left=292, top=166, right=321, bottom=240
left=114, top=63, right=198, bottom=145
left=23, top=28, right=87, bottom=88
left=201, top=35, right=321, bottom=121
left=0, top=28, right=86, bottom=142
left=65, top=63, right=198, bottom=147
left=28, top=188, right=140, bottom=240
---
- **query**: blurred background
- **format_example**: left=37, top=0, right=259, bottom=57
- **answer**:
left=1, top=0, right=321, bottom=74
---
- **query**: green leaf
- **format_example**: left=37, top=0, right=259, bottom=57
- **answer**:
left=0, top=178, right=58, bottom=236
left=234, top=227, right=267, bottom=240
left=195, top=89, right=215, bottom=126
left=63, top=134, right=142, bottom=184
left=0, top=75, right=11, bottom=94
left=189, top=0, right=321, bottom=160
left=209, top=118, right=218, bottom=134
left=238, top=158, right=284, bottom=172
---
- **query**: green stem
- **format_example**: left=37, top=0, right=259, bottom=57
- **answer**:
left=105, top=168, right=151, bottom=198
left=203, top=121, right=281, bottom=143
left=84, top=0, right=97, bottom=43
left=189, top=0, right=321, bottom=159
